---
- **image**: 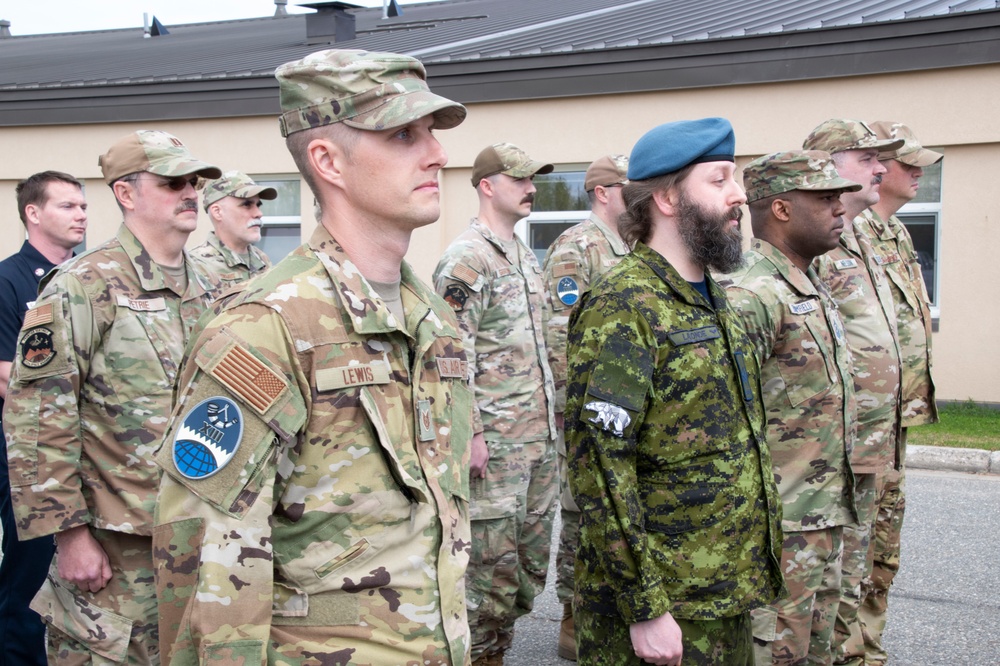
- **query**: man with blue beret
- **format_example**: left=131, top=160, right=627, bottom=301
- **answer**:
left=565, top=117, right=785, bottom=665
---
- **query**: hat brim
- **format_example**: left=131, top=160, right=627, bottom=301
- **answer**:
left=896, top=147, right=944, bottom=167
left=148, top=159, right=222, bottom=180
left=342, top=89, right=467, bottom=131
left=798, top=176, right=863, bottom=193
left=502, top=161, right=554, bottom=178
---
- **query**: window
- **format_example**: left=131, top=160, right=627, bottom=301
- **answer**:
left=515, top=169, right=589, bottom=263
left=255, top=177, right=302, bottom=263
left=896, top=158, right=942, bottom=312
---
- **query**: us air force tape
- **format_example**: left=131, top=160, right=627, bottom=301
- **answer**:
left=172, top=396, right=244, bottom=480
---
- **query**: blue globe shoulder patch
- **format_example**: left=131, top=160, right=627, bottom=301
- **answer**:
left=172, top=397, right=244, bottom=480
left=557, top=276, right=580, bottom=306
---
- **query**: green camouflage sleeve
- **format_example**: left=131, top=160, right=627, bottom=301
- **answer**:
left=154, top=306, right=307, bottom=664
left=541, top=240, right=590, bottom=414
left=4, top=273, right=96, bottom=537
left=433, top=249, right=488, bottom=434
left=566, top=298, right=671, bottom=624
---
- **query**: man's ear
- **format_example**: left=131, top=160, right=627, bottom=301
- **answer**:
left=307, top=138, right=347, bottom=189
left=112, top=180, right=137, bottom=212
left=772, top=197, right=793, bottom=223
left=651, top=187, right=678, bottom=217
left=207, top=203, right=223, bottom=224
left=24, top=203, right=42, bottom=227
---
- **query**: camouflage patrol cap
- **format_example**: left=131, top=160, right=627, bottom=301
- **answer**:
left=99, top=130, right=221, bottom=185
left=869, top=120, right=944, bottom=167
left=471, top=143, right=554, bottom=187
left=584, top=154, right=629, bottom=192
left=743, top=150, right=862, bottom=204
left=275, top=49, right=467, bottom=137
left=202, top=171, right=278, bottom=210
left=802, top=119, right=904, bottom=155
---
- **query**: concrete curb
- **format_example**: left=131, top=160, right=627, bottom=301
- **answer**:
left=907, top=445, right=1000, bottom=475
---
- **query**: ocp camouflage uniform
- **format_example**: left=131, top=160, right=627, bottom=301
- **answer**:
left=433, top=219, right=558, bottom=660
left=153, top=226, right=473, bottom=665
left=566, top=242, right=784, bottom=666
left=722, top=238, right=858, bottom=665
left=189, top=231, right=271, bottom=296
left=541, top=212, right=629, bottom=606
left=814, top=223, right=901, bottom=666
left=3, top=224, right=215, bottom=664
left=853, top=209, right=936, bottom=665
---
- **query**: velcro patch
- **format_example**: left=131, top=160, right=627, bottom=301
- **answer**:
left=443, top=284, right=469, bottom=311
left=116, top=295, right=167, bottom=312
left=436, top=356, right=467, bottom=378
left=667, top=326, right=721, bottom=346
left=450, top=263, right=482, bottom=287
left=557, top=276, right=580, bottom=306
left=874, top=252, right=901, bottom=266
left=789, top=300, right=818, bottom=315
left=834, top=258, right=858, bottom=270
left=172, top=397, right=244, bottom=480
left=19, top=327, right=56, bottom=368
left=553, top=262, right=577, bottom=278
left=494, top=267, right=514, bottom=278
left=22, top=303, right=53, bottom=329
left=211, top=345, right=286, bottom=414
left=316, top=361, right=390, bottom=391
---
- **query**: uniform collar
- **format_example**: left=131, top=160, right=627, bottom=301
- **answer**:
left=116, top=224, right=211, bottom=300
left=470, top=217, right=527, bottom=264
left=748, top=238, right=820, bottom=298
left=633, top=241, right=724, bottom=309
left=588, top=212, right=630, bottom=256
left=20, top=240, right=59, bottom=277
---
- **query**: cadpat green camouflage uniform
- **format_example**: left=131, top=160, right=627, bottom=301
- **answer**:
left=433, top=219, right=558, bottom=660
left=814, top=222, right=901, bottom=666
left=722, top=238, right=857, bottom=665
left=541, top=211, right=629, bottom=606
left=189, top=231, right=271, bottom=296
left=153, top=226, right=473, bottom=665
left=3, top=224, right=214, bottom=664
left=853, top=209, right=937, bottom=665
left=566, top=242, right=784, bottom=665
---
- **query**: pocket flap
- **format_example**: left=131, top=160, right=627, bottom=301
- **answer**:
left=30, top=575, right=133, bottom=663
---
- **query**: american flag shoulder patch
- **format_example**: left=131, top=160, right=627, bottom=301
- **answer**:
left=210, top=345, right=286, bottom=415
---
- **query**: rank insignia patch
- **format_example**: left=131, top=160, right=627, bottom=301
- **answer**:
left=19, top=327, right=57, bottom=368
left=172, top=397, right=244, bottom=480
left=557, top=276, right=580, bottom=306
left=443, top=284, right=469, bottom=311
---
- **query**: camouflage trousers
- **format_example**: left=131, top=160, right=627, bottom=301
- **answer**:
left=466, top=437, right=558, bottom=660
left=752, top=526, right=844, bottom=666
left=555, top=427, right=580, bottom=605
left=833, top=472, right=885, bottom=666
left=859, top=458, right=906, bottom=666
left=33, top=530, right=158, bottom=665
left=576, top=608, right=754, bottom=666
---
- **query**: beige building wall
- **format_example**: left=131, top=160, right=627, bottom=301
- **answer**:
left=1, top=64, right=998, bottom=401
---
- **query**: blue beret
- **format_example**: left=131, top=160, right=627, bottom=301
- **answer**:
left=628, top=117, right=736, bottom=181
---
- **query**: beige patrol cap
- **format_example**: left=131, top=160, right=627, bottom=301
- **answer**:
left=471, top=142, right=553, bottom=187
left=743, top=150, right=862, bottom=204
left=584, top=154, right=629, bottom=192
left=99, top=130, right=221, bottom=185
left=202, top=171, right=278, bottom=210
left=869, top=121, right=944, bottom=167
left=275, top=49, right=467, bottom=137
left=802, top=119, right=905, bottom=155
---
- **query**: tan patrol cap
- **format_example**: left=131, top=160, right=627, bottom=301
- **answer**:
left=471, top=142, right=553, bottom=187
left=584, top=154, right=629, bottom=192
left=99, top=130, right=221, bottom=185
left=869, top=121, right=944, bottom=167
left=802, top=119, right=904, bottom=155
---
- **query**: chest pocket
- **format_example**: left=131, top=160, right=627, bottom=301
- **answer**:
left=775, top=307, right=837, bottom=408
left=884, top=266, right=920, bottom=312
left=99, top=305, right=173, bottom=403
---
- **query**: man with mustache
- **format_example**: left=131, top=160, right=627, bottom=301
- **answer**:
left=191, top=170, right=276, bottom=295
left=720, top=151, right=861, bottom=665
left=853, top=122, right=943, bottom=666
left=434, top=142, right=558, bottom=666
left=803, top=119, right=905, bottom=666
left=2, top=130, right=219, bottom=664
left=565, top=118, right=784, bottom=666
left=0, top=170, right=87, bottom=665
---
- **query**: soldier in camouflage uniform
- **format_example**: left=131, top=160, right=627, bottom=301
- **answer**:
left=802, top=120, right=905, bottom=666
left=566, top=118, right=784, bottom=666
left=2, top=130, right=220, bottom=664
left=855, top=121, right=942, bottom=666
left=433, top=143, right=559, bottom=665
left=720, top=151, right=862, bottom=665
left=190, top=170, right=276, bottom=295
left=540, top=153, right=630, bottom=661
left=153, top=49, right=474, bottom=666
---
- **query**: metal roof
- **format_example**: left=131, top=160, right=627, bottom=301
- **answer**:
left=1, top=0, right=998, bottom=124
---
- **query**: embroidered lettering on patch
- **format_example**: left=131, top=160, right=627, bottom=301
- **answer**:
left=667, top=326, right=721, bottom=346
left=22, top=303, right=54, bottom=329
left=557, top=276, right=580, bottom=306
left=553, top=262, right=577, bottom=278
left=417, top=399, right=435, bottom=441
left=172, top=397, right=244, bottom=480
left=834, top=258, right=858, bottom=270
left=211, top=346, right=286, bottom=414
left=316, top=361, right=391, bottom=391
left=789, top=300, right=818, bottom=315
left=436, top=357, right=466, bottom=378
left=19, top=327, right=57, bottom=368
left=584, top=401, right=631, bottom=437
left=874, top=253, right=901, bottom=266
left=116, top=295, right=167, bottom=312
left=450, top=263, right=481, bottom=287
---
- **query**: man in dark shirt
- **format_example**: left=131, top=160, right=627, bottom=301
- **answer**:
left=0, top=170, right=87, bottom=665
